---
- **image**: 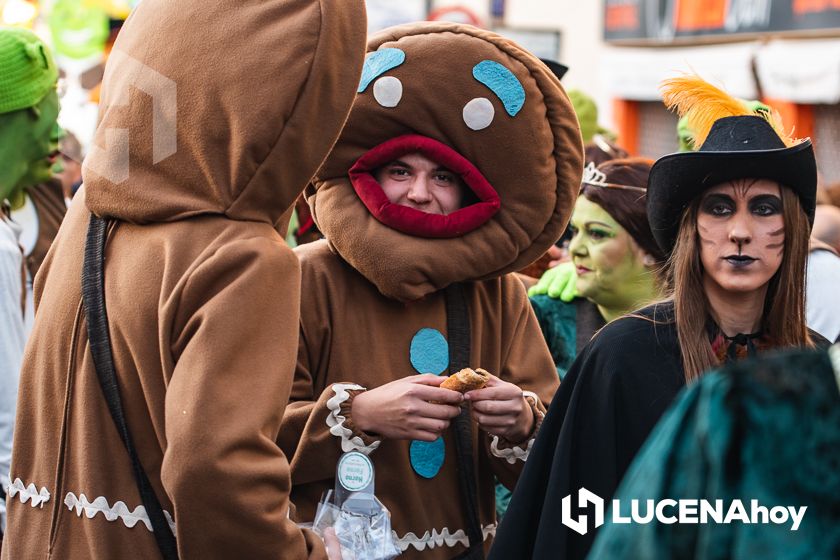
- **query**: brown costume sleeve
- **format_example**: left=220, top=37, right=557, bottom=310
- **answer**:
left=483, top=275, right=559, bottom=490
left=162, top=237, right=326, bottom=559
left=278, top=321, right=381, bottom=490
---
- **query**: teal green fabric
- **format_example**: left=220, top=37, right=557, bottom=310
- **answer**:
left=472, top=60, right=525, bottom=117
left=589, top=348, right=840, bottom=559
left=409, top=328, right=449, bottom=375
left=530, top=294, right=578, bottom=380
left=496, top=482, right=512, bottom=519
left=408, top=328, right=449, bottom=479
left=358, top=48, right=405, bottom=93
left=409, top=437, right=445, bottom=479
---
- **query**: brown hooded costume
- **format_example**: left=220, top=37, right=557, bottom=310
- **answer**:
left=279, top=23, right=583, bottom=559
left=3, top=1, right=366, bottom=558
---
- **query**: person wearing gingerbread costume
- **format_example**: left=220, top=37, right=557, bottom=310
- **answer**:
left=279, top=22, right=583, bottom=559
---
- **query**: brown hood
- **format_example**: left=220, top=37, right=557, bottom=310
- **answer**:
left=309, top=22, right=583, bottom=301
left=84, top=0, right=366, bottom=227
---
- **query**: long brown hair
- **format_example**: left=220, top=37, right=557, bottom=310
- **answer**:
left=668, top=185, right=813, bottom=382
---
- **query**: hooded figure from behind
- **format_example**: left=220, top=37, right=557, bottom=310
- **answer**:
left=4, top=1, right=366, bottom=558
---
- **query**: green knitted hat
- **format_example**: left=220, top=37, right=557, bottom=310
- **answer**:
left=0, top=27, right=59, bottom=115
left=568, top=89, right=598, bottom=143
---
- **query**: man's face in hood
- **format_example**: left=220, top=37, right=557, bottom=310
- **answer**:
left=375, top=152, right=465, bottom=216
left=0, top=89, right=61, bottom=203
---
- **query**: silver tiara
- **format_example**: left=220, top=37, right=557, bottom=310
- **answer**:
left=581, top=162, right=647, bottom=193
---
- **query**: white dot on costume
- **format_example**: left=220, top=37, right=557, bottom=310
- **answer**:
left=463, top=97, right=495, bottom=130
left=373, top=76, right=403, bottom=108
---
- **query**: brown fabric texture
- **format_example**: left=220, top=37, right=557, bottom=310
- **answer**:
left=279, top=240, right=558, bottom=559
left=309, top=22, right=584, bottom=302
left=3, top=1, right=367, bottom=558
left=25, top=179, right=66, bottom=279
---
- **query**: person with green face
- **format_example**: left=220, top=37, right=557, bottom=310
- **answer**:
left=494, top=158, right=664, bottom=519
left=528, top=158, right=665, bottom=379
left=0, top=26, right=59, bottom=536
left=0, top=29, right=60, bottom=203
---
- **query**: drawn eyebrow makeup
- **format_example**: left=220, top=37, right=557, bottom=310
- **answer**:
left=748, top=194, right=782, bottom=211
left=700, top=193, right=734, bottom=213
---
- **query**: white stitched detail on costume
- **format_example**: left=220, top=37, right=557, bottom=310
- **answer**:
left=64, top=492, right=175, bottom=533
left=7, top=478, right=50, bottom=508
left=489, top=391, right=542, bottom=464
left=326, top=383, right=381, bottom=455
left=393, top=523, right=497, bottom=552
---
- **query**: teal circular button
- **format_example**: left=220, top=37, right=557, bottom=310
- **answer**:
left=410, top=328, right=449, bottom=375
left=410, top=437, right=445, bottom=479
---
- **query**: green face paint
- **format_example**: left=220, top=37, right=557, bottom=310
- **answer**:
left=568, top=196, right=658, bottom=321
left=0, top=90, right=61, bottom=202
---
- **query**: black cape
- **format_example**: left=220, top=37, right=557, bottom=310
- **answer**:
left=489, top=301, right=829, bottom=560
left=489, top=302, right=684, bottom=560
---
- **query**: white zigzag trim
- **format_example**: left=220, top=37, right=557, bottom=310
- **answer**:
left=325, top=383, right=381, bottom=454
left=489, top=391, right=542, bottom=464
left=393, top=523, right=496, bottom=552
left=64, top=492, right=175, bottom=533
left=7, top=478, right=50, bottom=508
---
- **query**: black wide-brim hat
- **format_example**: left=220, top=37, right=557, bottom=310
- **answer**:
left=648, top=115, right=817, bottom=254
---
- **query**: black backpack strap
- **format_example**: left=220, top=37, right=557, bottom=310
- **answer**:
left=444, top=283, right=485, bottom=560
left=82, top=214, right=179, bottom=560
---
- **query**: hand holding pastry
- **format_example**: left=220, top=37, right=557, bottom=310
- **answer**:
left=351, top=374, right=463, bottom=442
left=464, top=373, right=535, bottom=443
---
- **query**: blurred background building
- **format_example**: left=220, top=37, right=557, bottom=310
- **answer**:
left=4, top=0, right=840, bottom=194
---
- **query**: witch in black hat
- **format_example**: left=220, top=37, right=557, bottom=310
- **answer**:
left=488, top=75, right=831, bottom=560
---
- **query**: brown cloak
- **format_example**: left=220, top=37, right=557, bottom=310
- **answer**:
left=3, top=1, right=366, bottom=558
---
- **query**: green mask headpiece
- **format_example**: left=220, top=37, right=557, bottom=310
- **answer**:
left=568, top=89, right=616, bottom=144
left=568, top=89, right=598, bottom=143
left=677, top=98, right=770, bottom=152
left=0, top=27, right=59, bottom=114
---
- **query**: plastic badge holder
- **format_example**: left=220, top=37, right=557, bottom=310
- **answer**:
left=313, top=451, right=401, bottom=560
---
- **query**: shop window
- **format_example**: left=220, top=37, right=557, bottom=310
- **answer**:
left=814, top=104, right=840, bottom=186
left=636, top=101, right=679, bottom=159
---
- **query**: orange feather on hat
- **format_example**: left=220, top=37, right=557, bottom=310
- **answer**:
left=660, top=75, right=797, bottom=148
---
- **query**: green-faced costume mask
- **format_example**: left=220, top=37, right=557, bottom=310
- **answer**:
left=48, top=0, right=110, bottom=60
left=568, top=89, right=615, bottom=144
left=0, top=27, right=60, bottom=202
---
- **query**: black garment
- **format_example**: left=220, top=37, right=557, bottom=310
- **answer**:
left=488, top=302, right=829, bottom=560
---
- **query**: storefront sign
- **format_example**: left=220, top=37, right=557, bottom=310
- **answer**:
left=605, top=0, right=840, bottom=42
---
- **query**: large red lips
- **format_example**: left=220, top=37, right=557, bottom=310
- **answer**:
left=348, top=134, right=501, bottom=238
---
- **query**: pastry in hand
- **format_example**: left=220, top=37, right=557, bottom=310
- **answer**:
left=440, top=368, right=490, bottom=393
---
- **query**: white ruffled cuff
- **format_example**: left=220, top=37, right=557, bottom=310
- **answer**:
left=489, top=391, right=543, bottom=464
left=325, top=383, right=381, bottom=455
